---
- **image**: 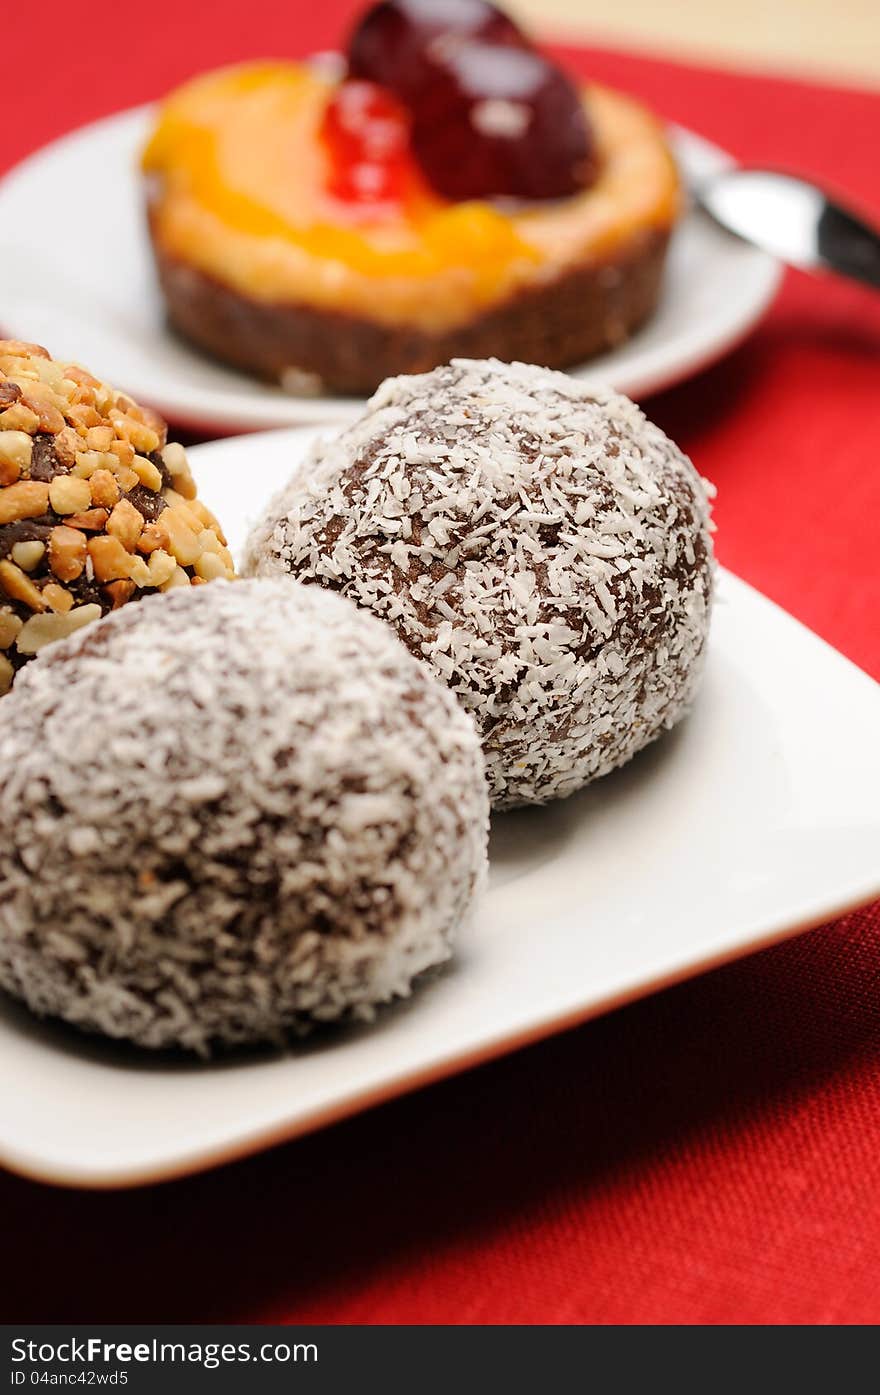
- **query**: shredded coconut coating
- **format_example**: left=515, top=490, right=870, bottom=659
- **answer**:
left=244, top=358, right=715, bottom=807
left=0, top=579, right=489, bottom=1053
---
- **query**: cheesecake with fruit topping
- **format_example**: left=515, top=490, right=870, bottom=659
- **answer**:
left=143, top=0, right=680, bottom=395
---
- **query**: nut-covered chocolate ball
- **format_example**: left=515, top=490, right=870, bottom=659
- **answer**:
left=0, top=339, right=234, bottom=693
left=245, top=358, right=715, bottom=807
left=0, top=579, right=488, bottom=1052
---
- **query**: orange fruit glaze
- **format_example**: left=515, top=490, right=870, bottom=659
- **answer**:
left=143, top=62, right=680, bottom=332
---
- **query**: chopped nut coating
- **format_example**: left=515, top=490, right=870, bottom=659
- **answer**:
left=10, top=541, right=46, bottom=573
left=0, top=340, right=233, bottom=685
left=0, top=480, right=49, bottom=524
left=106, top=498, right=144, bottom=551
left=49, top=474, right=92, bottom=516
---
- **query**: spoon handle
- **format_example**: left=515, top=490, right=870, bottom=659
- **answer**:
left=817, top=203, right=880, bottom=290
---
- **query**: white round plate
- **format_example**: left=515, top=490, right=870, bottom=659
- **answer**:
left=0, top=105, right=781, bottom=434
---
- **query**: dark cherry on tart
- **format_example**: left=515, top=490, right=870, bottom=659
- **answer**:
left=142, top=0, right=680, bottom=395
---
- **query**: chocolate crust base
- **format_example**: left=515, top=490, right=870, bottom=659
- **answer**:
left=149, top=222, right=671, bottom=397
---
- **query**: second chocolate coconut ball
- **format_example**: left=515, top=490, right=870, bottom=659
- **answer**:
left=245, top=359, right=715, bottom=807
left=0, top=579, right=488, bottom=1052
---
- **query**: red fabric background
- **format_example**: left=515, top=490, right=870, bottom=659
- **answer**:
left=3, top=0, right=880, bottom=1325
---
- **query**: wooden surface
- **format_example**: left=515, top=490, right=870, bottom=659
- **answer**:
left=513, top=0, right=880, bottom=87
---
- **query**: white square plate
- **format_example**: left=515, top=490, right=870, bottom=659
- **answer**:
left=1, top=428, right=877, bottom=1189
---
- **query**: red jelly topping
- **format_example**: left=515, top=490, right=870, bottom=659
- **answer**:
left=321, top=80, right=413, bottom=205
left=348, top=0, right=528, bottom=103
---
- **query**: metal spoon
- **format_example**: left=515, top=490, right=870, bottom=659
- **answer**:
left=696, top=169, right=880, bottom=289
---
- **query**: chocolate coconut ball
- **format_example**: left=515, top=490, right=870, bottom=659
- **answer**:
left=0, top=339, right=234, bottom=692
left=245, top=358, right=715, bottom=807
left=0, top=579, right=488, bottom=1052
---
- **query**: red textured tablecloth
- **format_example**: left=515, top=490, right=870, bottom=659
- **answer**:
left=4, top=0, right=880, bottom=1326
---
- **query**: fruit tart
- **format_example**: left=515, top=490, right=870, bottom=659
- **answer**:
left=142, top=0, right=681, bottom=396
